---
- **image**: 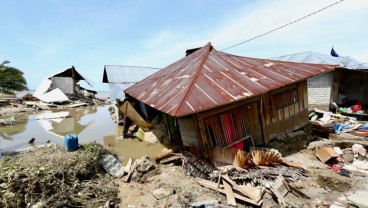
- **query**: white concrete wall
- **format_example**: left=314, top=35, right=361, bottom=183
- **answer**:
left=51, top=77, right=75, bottom=94
left=307, top=72, right=333, bottom=111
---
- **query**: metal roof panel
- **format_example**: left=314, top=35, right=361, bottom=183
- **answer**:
left=125, top=43, right=336, bottom=117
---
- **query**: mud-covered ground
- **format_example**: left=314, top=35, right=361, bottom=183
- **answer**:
left=117, top=140, right=368, bottom=208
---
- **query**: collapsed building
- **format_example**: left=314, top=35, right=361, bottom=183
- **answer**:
left=33, top=66, right=96, bottom=103
left=121, top=43, right=336, bottom=152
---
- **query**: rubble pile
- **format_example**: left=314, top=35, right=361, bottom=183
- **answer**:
left=310, top=108, right=368, bottom=137
left=315, top=143, right=368, bottom=177
left=0, top=143, right=118, bottom=208
left=152, top=148, right=309, bottom=207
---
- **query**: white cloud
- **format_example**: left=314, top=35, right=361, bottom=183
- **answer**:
left=136, top=0, right=368, bottom=67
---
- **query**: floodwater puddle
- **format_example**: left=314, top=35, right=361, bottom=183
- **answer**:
left=0, top=105, right=169, bottom=163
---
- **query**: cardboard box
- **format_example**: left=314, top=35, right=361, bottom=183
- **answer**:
left=316, top=147, right=339, bottom=163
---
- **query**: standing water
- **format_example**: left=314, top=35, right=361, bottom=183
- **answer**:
left=0, top=104, right=170, bottom=164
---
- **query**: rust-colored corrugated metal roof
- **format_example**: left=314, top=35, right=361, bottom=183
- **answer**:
left=124, top=43, right=336, bottom=117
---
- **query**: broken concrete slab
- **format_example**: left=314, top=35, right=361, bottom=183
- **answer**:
left=347, top=190, right=368, bottom=208
left=152, top=188, right=174, bottom=200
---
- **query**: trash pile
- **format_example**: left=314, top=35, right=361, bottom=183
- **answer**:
left=309, top=108, right=368, bottom=137
left=102, top=154, right=159, bottom=184
left=0, top=142, right=118, bottom=208
left=156, top=148, right=309, bottom=207
left=316, top=144, right=368, bottom=177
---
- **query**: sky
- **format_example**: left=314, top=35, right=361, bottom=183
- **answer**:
left=1, top=0, right=368, bottom=91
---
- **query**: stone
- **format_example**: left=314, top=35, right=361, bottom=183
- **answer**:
left=347, top=190, right=368, bottom=208
left=342, top=149, right=354, bottom=163
left=152, top=188, right=174, bottom=200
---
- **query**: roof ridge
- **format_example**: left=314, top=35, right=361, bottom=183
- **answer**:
left=173, top=42, right=212, bottom=116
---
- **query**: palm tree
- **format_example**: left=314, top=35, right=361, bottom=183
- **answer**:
left=0, top=60, right=28, bottom=95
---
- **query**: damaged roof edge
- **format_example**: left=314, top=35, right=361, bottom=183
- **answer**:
left=124, top=43, right=336, bottom=117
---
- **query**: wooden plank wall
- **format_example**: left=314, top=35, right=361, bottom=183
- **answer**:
left=262, top=81, right=309, bottom=142
left=195, top=97, right=263, bottom=149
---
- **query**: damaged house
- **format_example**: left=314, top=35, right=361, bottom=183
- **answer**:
left=102, top=65, right=160, bottom=100
left=123, top=43, right=336, bottom=152
left=33, top=66, right=95, bottom=103
left=271, top=51, right=368, bottom=112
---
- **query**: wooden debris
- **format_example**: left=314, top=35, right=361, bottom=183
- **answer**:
left=223, top=179, right=237, bottom=206
left=197, top=178, right=262, bottom=206
left=124, top=163, right=137, bottom=183
left=124, top=158, right=132, bottom=173
left=159, top=155, right=181, bottom=164
left=222, top=174, right=263, bottom=202
left=269, top=175, right=309, bottom=207
left=206, top=147, right=238, bottom=165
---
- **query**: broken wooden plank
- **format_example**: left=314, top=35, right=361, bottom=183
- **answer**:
left=159, top=155, right=181, bottom=164
left=223, top=180, right=237, bottom=206
left=154, top=149, right=173, bottom=162
left=222, top=174, right=261, bottom=202
left=272, top=175, right=288, bottom=198
left=197, top=179, right=261, bottom=206
left=124, top=162, right=137, bottom=183
left=124, top=158, right=132, bottom=173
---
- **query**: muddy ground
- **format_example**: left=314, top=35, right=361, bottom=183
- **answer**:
left=0, top=137, right=367, bottom=207
left=117, top=138, right=368, bottom=208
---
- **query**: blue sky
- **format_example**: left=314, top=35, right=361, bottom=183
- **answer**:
left=1, top=0, right=367, bottom=91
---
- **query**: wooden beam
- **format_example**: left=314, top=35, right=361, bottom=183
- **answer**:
left=197, top=179, right=261, bottom=206
left=223, top=180, right=237, bottom=206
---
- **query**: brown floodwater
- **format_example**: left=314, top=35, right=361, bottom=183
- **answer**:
left=0, top=105, right=169, bottom=164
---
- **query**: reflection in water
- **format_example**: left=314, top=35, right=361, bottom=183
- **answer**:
left=36, top=107, right=97, bottom=138
left=0, top=114, right=29, bottom=140
left=0, top=105, right=171, bottom=163
left=0, top=105, right=114, bottom=152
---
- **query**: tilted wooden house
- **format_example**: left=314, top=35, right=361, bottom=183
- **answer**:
left=124, top=43, right=336, bottom=151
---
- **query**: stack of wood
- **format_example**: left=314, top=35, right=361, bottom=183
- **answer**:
left=197, top=173, right=264, bottom=206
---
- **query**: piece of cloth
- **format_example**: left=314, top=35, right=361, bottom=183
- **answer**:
left=352, top=144, right=367, bottom=156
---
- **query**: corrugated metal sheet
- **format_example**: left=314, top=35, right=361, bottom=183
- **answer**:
left=125, top=43, right=336, bottom=117
left=50, top=66, right=94, bottom=87
left=103, top=65, right=160, bottom=84
left=271, top=51, right=368, bottom=70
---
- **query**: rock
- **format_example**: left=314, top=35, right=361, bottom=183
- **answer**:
left=28, top=137, right=35, bottom=144
left=152, top=188, right=174, bottom=200
left=130, top=156, right=158, bottom=183
left=347, top=190, right=368, bottom=208
left=342, top=149, right=354, bottom=163
left=190, top=200, right=218, bottom=208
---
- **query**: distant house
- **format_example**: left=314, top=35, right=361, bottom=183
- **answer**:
left=34, top=66, right=94, bottom=103
left=271, top=51, right=368, bottom=111
left=124, top=43, right=335, bottom=151
left=102, top=65, right=160, bottom=100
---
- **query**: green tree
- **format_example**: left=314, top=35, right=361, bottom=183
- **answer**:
left=0, top=60, right=28, bottom=94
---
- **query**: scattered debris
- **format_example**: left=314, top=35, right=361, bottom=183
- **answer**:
left=125, top=155, right=158, bottom=183
left=0, top=142, right=118, bottom=207
left=0, top=117, right=15, bottom=126
left=316, top=147, right=340, bottom=163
